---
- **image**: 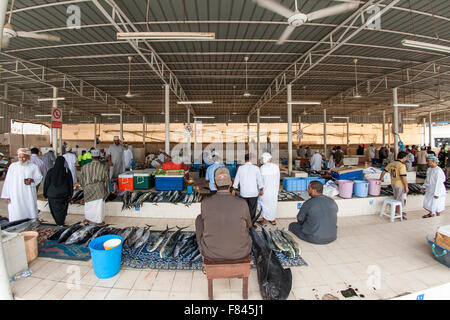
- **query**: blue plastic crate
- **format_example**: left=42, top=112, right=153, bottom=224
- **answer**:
left=305, top=177, right=326, bottom=188
left=155, top=176, right=185, bottom=191
left=331, top=170, right=363, bottom=181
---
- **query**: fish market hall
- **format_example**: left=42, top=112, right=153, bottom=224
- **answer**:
left=0, top=0, right=450, bottom=302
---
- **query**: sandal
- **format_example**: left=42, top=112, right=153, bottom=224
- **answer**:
left=83, top=219, right=90, bottom=225
left=270, top=220, right=277, bottom=226
left=422, top=213, right=433, bottom=219
left=257, top=219, right=268, bottom=225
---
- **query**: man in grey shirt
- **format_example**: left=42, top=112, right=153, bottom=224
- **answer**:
left=288, top=181, right=338, bottom=244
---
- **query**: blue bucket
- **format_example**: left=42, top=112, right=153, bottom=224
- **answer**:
left=88, top=235, right=123, bottom=279
left=353, top=180, right=369, bottom=197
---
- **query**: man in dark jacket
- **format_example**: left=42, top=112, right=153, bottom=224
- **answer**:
left=288, top=181, right=338, bottom=244
left=195, top=166, right=252, bottom=261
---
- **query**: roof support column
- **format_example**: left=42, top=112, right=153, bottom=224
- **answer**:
left=347, top=117, right=350, bottom=149
left=51, top=87, right=58, bottom=154
left=187, top=108, right=191, bottom=164
left=94, top=116, right=97, bottom=148
left=422, top=117, right=426, bottom=146
left=142, top=116, right=146, bottom=149
left=323, top=108, right=327, bottom=161
left=393, top=88, right=399, bottom=157
left=119, top=109, right=123, bottom=141
left=382, top=110, right=386, bottom=147
left=287, top=84, right=292, bottom=175
left=256, top=109, right=260, bottom=165
left=165, top=84, right=170, bottom=154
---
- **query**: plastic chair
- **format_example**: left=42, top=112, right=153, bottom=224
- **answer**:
left=379, top=199, right=403, bottom=222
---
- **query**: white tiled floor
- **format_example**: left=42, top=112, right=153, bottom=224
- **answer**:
left=6, top=206, right=450, bottom=300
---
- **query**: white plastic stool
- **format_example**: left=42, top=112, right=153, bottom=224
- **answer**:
left=380, top=199, right=403, bottom=222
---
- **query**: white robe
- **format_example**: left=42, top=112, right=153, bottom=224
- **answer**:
left=423, top=166, right=447, bottom=215
left=310, top=153, right=322, bottom=171
left=257, top=163, right=280, bottom=221
left=328, top=154, right=335, bottom=169
left=1, top=161, right=43, bottom=222
left=63, top=152, right=78, bottom=184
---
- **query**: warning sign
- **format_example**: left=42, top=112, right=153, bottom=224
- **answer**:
left=51, top=108, right=63, bottom=129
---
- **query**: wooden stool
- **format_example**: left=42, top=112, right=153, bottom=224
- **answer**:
left=202, top=255, right=252, bottom=300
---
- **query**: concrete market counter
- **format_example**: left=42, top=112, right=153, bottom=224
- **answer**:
left=37, top=191, right=450, bottom=220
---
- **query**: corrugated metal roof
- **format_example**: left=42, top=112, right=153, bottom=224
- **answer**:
left=0, top=0, right=449, bottom=123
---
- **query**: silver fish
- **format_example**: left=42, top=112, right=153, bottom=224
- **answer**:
left=132, top=225, right=152, bottom=250
left=279, top=230, right=300, bottom=257
left=124, top=227, right=144, bottom=248
left=65, top=225, right=97, bottom=245
left=160, top=226, right=188, bottom=259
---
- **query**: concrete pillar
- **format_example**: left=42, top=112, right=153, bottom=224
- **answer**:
left=429, top=112, right=432, bottom=148
left=256, top=109, right=260, bottom=164
left=119, top=109, right=123, bottom=141
left=323, top=108, right=327, bottom=159
left=51, top=87, right=58, bottom=153
left=298, top=115, right=301, bottom=145
left=165, top=84, right=170, bottom=154
left=187, top=108, right=191, bottom=164
left=287, top=84, right=293, bottom=175
left=382, top=110, right=386, bottom=147
left=58, top=125, right=62, bottom=155
left=94, top=116, right=97, bottom=148
left=393, top=88, right=399, bottom=157
left=388, top=121, right=391, bottom=148
left=346, top=117, right=350, bottom=147
left=422, top=117, right=426, bottom=146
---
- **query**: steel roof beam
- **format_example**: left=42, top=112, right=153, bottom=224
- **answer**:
left=91, top=0, right=195, bottom=116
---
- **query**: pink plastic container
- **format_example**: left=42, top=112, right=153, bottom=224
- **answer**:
left=337, top=180, right=354, bottom=199
left=367, top=178, right=381, bottom=196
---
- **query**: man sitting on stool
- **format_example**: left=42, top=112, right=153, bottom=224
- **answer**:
left=288, top=181, right=338, bottom=245
left=195, top=167, right=252, bottom=261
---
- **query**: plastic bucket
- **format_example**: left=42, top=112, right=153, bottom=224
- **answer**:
left=337, top=180, right=354, bottom=199
left=367, top=178, right=382, bottom=196
left=89, top=235, right=123, bottom=279
left=21, top=231, right=38, bottom=264
left=354, top=180, right=369, bottom=198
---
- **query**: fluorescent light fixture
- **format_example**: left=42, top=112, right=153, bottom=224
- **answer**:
left=0, top=116, right=4, bottom=119
left=193, top=116, right=215, bottom=119
left=101, top=113, right=121, bottom=116
left=243, top=91, right=251, bottom=97
left=117, top=32, right=215, bottom=40
left=394, top=103, right=420, bottom=107
left=353, top=94, right=362, bottom=98
left=287, top=101, right=321, bottom=105
left=332, top=116, right=349, bottom=119
left=38, top=97, right=65, bottom=102
left=402, top=39, right=450, bottom=54
left=35, top=115, right=51, bottom=117
left=403, top=117, right=416, bottom=120
left=177, top=101, right=213, bottom=105
left=260, top=116, right=281, bottom=119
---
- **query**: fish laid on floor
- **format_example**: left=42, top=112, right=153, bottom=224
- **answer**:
left=65, top=224, right=99, bottom=245
left=159, top=226, right=188, bottom=259
left=57, top=223, right=84, bottom=243
left=124, top=226, right=145, bottom=248
left=132, top=225, right=152, bottom=250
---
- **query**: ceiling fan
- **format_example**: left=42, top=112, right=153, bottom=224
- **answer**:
left=125, top=56, right=142, bottom=98
left=1, top=0, right=61, bottom=50
left=253, top=0, right=359, bottom=45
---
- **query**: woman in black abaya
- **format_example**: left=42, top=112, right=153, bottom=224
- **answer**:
left=43, top=156, right=73, bottom=226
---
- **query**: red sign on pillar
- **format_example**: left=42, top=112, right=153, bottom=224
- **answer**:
left=51, top=108, right=63, bottom=129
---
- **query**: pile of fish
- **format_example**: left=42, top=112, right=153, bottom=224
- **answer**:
left=278, top=190, right=304, bottom=202
left=70, top=190, right=84, bottom=204
left=258, top=223, right=300, bottom=258
left=46, top=223, right=202, bottom=264
left=0, top=218, right=41, bottom=233
left=121, top=190, right=203, bottom=211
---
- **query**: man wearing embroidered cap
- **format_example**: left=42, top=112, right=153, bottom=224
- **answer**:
left=1, top=148, right=43, bottom=222
left=106, top=136, right=125, bottom=179
left=195, top=166, right=252, bottom=261
left=63, top=145, right=78, bottom=184
left=421, top=155, right=446, bottom=218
